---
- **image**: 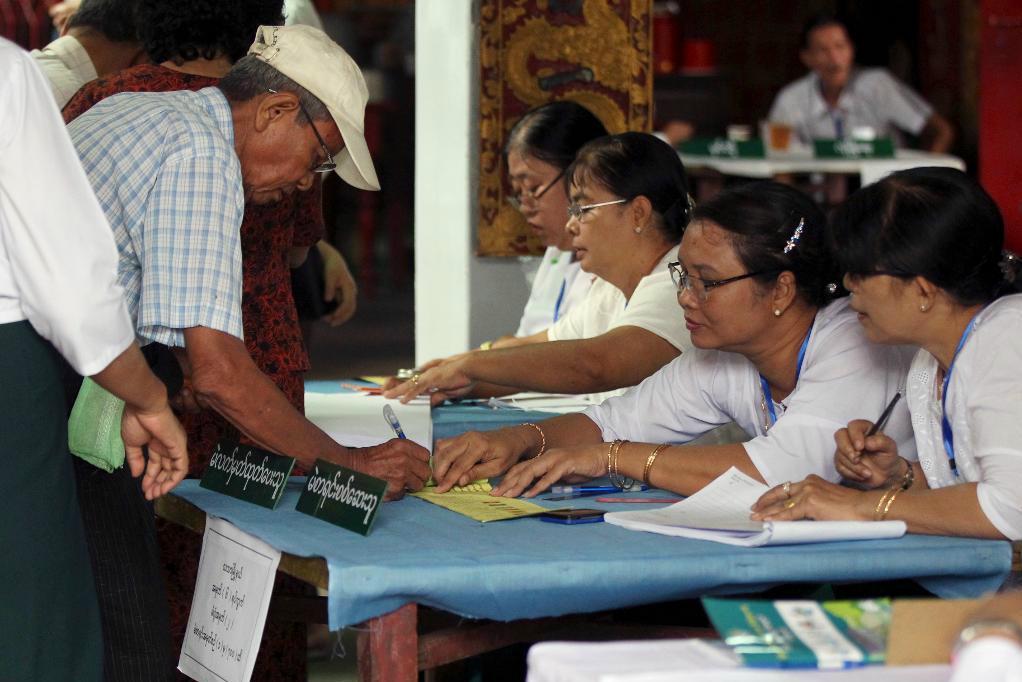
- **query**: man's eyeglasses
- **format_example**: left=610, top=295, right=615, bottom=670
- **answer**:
left=668, top=261, right=779, bottom=302
left=507, top=167, right=566, bottom=212
left=268, top=88, right=336, bottom=174
left=566, top=198, right=628, bottom=221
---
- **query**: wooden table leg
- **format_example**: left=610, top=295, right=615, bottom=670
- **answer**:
left=357, top=603, right=418, bottom=682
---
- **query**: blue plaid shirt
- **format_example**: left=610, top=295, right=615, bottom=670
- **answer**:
left=68, top=87, right=245, bottom=347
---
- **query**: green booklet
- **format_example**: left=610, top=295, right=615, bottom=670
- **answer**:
left=702, top=597, right=890, bottom=669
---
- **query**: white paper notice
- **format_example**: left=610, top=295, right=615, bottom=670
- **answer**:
left=178, top=517, right=281, bottom=682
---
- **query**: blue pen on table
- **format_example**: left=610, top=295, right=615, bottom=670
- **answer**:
left=543, top=484, right=647, bottom=501
left=383, top=404, right=406, bottom=439
left=550, top=484, right=647, bottom=494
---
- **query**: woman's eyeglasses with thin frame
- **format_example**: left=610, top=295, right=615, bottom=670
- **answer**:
left=668, top=261, right=780, bottom=302
left=506, top=167, right=567, bottom=212
left=566, top=198, right=629, bottom=221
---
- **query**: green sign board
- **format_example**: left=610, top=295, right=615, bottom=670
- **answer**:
left=679, top=137, right=766, bottom=159
left=813, top=138, right=895, bottom=159
left=295, top=459, right=388, bottom=536
left=199, top=440, right=295, bottom=509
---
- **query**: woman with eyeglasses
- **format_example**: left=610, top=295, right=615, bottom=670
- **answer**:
left=429, top=180, right=912, bottom=497
left=752, top=168, right=1022, bottom=541
left=385, top=132, right=692, bottom=407
left=497, top=101, right=609, bottom=343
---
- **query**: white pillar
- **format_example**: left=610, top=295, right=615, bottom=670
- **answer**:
left=414, top=0, right=475, bottom=362
left=414, top=0, right=533, bottom=364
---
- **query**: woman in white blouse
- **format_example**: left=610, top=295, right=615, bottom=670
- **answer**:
left=500, top=101, right=607, bottom=341
left=385, top=132, right=693, bottom=405
left=430, top=181, right=912, bottom=494
left=753, top=167, right=1022, bottom=541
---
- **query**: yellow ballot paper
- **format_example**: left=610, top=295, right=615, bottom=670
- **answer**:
left=411, top=481, right=549, bottom=522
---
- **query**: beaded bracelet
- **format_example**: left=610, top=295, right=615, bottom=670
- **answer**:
left=521, top=422, right=546, bottom=458
left=643, top=444, right=670, bottom=486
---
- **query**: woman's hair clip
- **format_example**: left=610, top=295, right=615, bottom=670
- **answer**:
left=783, top=217, right=805, bottom=254
left=1000, top=250, right=1019, bottom=283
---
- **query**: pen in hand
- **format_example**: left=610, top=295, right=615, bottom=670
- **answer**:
left=385, top=404, right=436, bottom=484
left=851, top=392, right=901, bottom=467
left=383, top=404, right=407, bottom=439
left=865, top=392, right=901, bottom=438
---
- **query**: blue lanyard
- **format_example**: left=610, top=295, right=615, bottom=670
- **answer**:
left=940, top=312, right=982, bottom=477
left=831, top=112, right=845, bottom=139
left=760, top=321, right=814, bottom=427
left=553, top=278, right=567, bottom=322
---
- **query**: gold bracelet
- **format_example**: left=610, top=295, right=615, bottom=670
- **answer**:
left=879, top=486, right=902, bottom=520
left=522, top=422, right=546, bottom=458
left=610, top=440, right=634, bottom=489
left=606, top=441, right=617, bottom=479
left=643, top=444, right=670, bottom=486
left=874, top=488, right=893, bottom=521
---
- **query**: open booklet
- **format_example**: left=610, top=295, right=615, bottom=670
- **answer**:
left=303, top=392, right=432, bottom=451
left=411, top=480, right=550, bottom=522
left=604, top=467, right=906, bottom=547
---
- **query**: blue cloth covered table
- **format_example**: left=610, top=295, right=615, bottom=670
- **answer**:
left=170, top=480, right=1011, bottom=631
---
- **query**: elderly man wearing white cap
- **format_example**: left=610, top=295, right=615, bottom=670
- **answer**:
left=65, top=25, right=429, bottom=680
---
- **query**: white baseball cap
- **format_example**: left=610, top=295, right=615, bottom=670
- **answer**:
left=248, top=25, right=380, bottom=191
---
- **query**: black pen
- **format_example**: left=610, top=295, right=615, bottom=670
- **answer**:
left=865, top=392, right=901, bottom=437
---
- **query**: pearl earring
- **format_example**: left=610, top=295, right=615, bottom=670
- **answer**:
left=773, top=309, right=782, bottom=317
left=919, top=304, right=928, bottom=312
left=634, top=227, right=642, bottom=234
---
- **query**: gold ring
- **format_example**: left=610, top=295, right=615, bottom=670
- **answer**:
left=782, top=481, right=792, bottom=498
left=411, top=372, right=421, bottom=386
left=784, top=499, right=796, bottom=509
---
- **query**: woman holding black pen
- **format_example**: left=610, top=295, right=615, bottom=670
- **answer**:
left=432, top=181, right=913, bottom=497
left=753, top=168, right=1022, bottom=541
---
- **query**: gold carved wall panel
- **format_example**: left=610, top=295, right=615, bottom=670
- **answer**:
left=478, top=0, right=653, bottom=256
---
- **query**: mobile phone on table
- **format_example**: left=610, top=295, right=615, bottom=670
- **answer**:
left=539, top=509, right=605, bottom=525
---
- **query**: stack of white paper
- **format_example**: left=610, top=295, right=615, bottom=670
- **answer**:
left=604, top=468, right=906, bottom=547
left=498, top=392, right=596, bottom=414
left=303, top=392, right=432, bottom=452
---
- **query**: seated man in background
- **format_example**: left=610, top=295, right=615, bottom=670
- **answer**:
left=768, top=14, right=953, bottom=153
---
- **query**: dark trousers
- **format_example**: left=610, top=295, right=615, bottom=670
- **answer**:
left=63, top=343, right=181, bottom=680
left=73, top=456, right=175, bottom=681
left=1, top=321, right=103, bottom=682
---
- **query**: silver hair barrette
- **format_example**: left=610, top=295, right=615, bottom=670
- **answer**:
left=1000, top=250, right=1019, bottom=283
left=783, top=217, right=805, bottom=254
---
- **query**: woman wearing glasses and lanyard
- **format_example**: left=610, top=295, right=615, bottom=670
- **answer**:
left=497, top=101, right=608, bottom=344
left=431, top=180, right=913, bottom=497
left=752, top=168, right=1022, bottom=541
left=386, top=132, right=692, bottom=408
